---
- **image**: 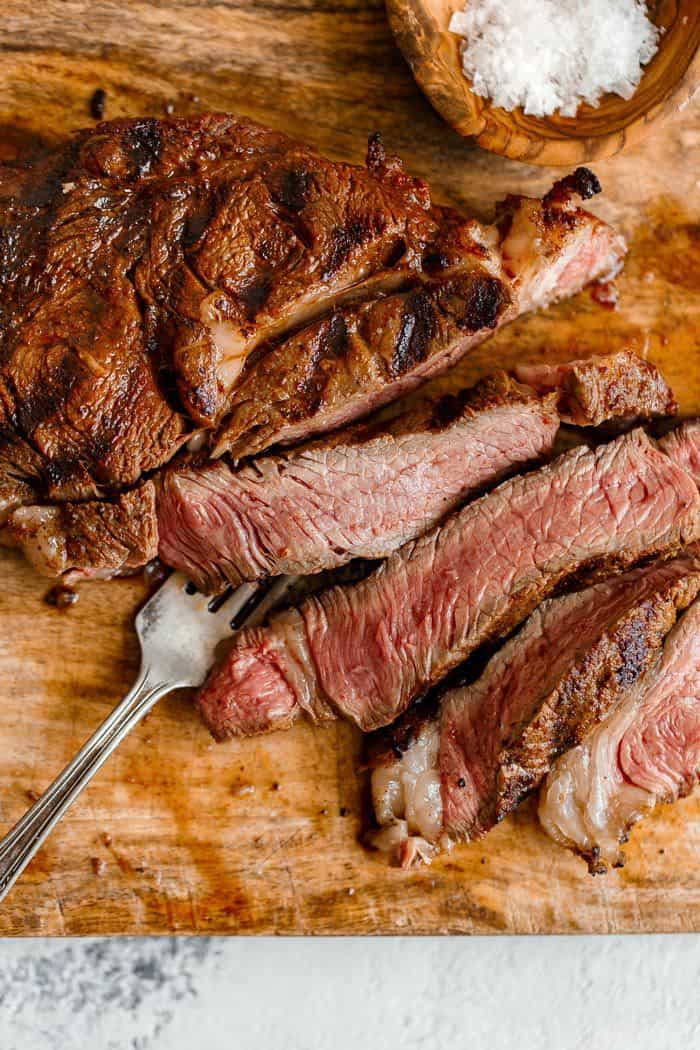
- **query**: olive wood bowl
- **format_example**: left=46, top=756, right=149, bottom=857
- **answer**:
left=386, top=0, right=700, bottom=165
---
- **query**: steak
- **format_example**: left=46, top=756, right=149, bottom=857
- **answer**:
left=658, top=420, right=700, bottom=485
left=158, top=351, right=672, bottom=592
left=212, top=166, right=625, bottom=460
left=158, top=372, right=559, bottom=592
left=0, top=114, right=624, bottom=580
left=513, top=349, right=677, bottom=427
left=2, top=483, right=158, bottom=581
left=197, top=428, right=700, bottom=740
left=539, top=591, right=700, bottom=873
left=372, top=556, right=700, bottom=866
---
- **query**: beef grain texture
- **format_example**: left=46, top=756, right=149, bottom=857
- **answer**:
left=367, top=555, right=700, bottom=866
left=158, top=352, right=674, bottom=593
left=540, top=590, right=700, bottom=872
left=197, top=427, right=700, bottom=740
left=0, top=114, right=624, bottom=580
left=157, top=372, right=560, bottom=592
left=440, top=556, right=700, bottom=842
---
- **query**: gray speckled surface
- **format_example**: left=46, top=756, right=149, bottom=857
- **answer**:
left=1, top=936, right=699, bottom=1048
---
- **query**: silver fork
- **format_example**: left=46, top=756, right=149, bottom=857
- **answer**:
left=0, top=571, right=292, bottom=904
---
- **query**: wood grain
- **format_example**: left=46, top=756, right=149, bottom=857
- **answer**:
left=386, top=0, right=700, bottom=166
left=0, top=0, right=699, bottom=936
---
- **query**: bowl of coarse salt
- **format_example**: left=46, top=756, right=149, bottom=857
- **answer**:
left=385, top=0, right=700, bottom=165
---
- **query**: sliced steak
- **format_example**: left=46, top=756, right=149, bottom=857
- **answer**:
left=367, top=556, right=700, bottom=866
left=197, top=428, right=700, bottom=740
left=658, top=420, right=700, bottom=486
left=1, top=483, right=158, bottom=582
left=539, top=592, right=700, bottom=873
left=0, top=115, right=623, bottom=581
left=213, top=169, right=625, bottom=460
left=158, top=373, right=560, bottom=592
left=514, top=350, right=677, bottom=427
left=158, top=352, right=672, bottom=592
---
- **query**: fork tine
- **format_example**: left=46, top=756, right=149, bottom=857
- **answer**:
left=242, top=575, right=294, bottom=628
left=207, top=587, right=234, bottom=613
left=206, top=575, right=294, bottom=630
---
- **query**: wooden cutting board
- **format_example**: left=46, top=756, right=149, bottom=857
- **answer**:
left=1, top=0, right=699, bottom=936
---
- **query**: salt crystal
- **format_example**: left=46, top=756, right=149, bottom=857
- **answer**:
left=449, top=0, right=660, bottom=118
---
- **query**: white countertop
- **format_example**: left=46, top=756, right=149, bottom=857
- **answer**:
left=2, top=935, right=699, bottom=1048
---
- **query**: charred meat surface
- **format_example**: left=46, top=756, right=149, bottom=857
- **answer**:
left=514, top=350, right=677, bottom=427
left=158, top=352, right=671, bottom=593
left=213, top=174, right=625, bottom=460
left=0, top=114, right=624, bottom=580
left=540, top=592, right=700, bottom=872
left=368, top=555, right=700, bottom=866
left=1, top=483, right=158, bottom=582
left=197, top=427, right=700, bottom=740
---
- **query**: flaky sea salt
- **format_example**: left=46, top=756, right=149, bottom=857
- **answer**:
left=449, top=0, right=660, bottom=118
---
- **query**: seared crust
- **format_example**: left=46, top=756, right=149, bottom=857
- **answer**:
left=515, top=351, right=677, bottom=427
left=2, top=482, right=158, bottom=580
left=495, top=570, right=700, bottom=824
left=0, top=114, right=442, bottom=508
left=0, top=115, right=625, bottom=579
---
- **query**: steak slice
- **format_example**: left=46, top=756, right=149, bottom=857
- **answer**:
left=197, top=428, right=700, bottom=740
left=658, top=420, right=700, bottom=486
left=1, top=483, right=158, bottom=582
left=368, top=556, right=700, bottom=866
left=158, top=352, right=672, bottom=592
left=514, top=350, right=677, bottom=427
left=158, top=372, right=560, bottom=592
left=539, top=591, right=700, bottom=873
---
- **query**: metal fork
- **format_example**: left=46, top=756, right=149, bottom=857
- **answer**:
left=0, top=572, right=292, bottom=903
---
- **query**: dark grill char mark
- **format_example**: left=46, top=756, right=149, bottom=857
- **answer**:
left=458, top=275, right=505, bottom=332
left=422, top=247, right=450, bottom=273
left=540, top=167, right=602, bottom=231
left=391, top=289, right=435, bottom=376
left=544, top=166, right=602, bottom=207
left=238, top=277, right=272, bottom=321
left=323, top=219, right=371, bottom=279
left=182, top=199, right=216, bottom=248
left=273, top=169, right=312, bottom=213
left=10, top=350, right=83, bottom=434
left=124, top=119, right=163, bottom=178
left=0, top=115, right=626, bottom=581
left=44, top=455, right=85, bottom=490
left=293, top=316, right=351, bottom=417
left=320, top=314, right=349, bottom=359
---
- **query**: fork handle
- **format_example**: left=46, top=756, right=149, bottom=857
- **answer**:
left=0, top=667, right=175, bottom=904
